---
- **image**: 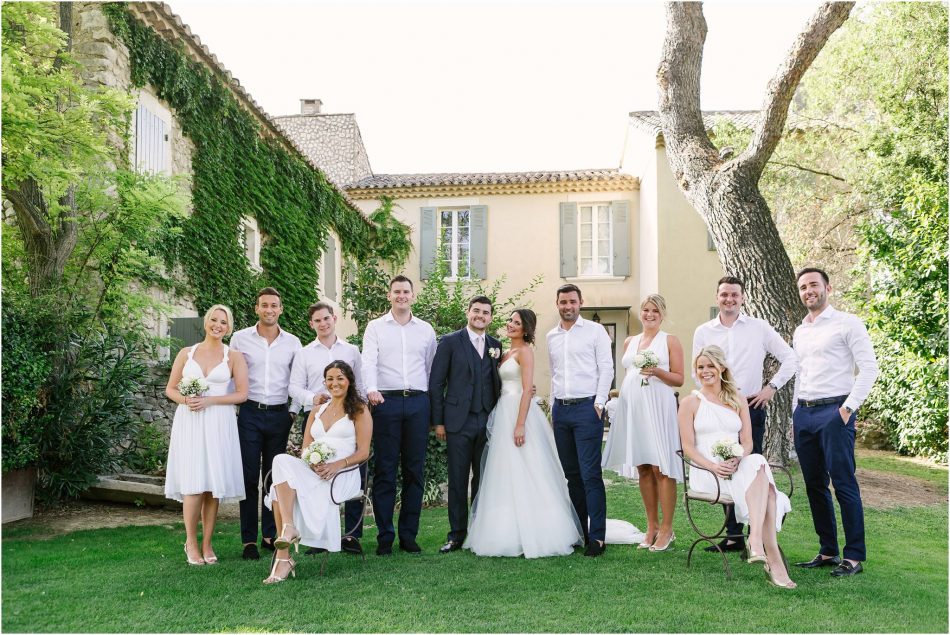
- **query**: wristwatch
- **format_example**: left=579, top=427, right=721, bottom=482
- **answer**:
left=843, top=405, right=854, bottom=414
left=767, top=382, right=778, bottom=391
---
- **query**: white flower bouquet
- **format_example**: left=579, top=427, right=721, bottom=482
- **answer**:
left=711, top=438, right=744, bottom=480
left=177, top=375, right=209, bottom=397
left=301, top=440, right=336, bottom=467
left=632, top=350, right=660, bottom=386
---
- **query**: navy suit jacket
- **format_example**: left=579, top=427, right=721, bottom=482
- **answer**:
left=428, top=328, right=502, bottom=433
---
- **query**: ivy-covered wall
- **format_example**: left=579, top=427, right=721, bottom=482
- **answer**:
left=103, top=3, right=408, bottom=336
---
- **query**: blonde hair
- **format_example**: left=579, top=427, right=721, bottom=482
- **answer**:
left=204, top=304, right=234, bottom=337
left=694, top=345, right=742, bottom=412
left=639, top=293, right=667, bottom=320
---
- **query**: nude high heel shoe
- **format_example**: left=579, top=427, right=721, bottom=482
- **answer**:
left=274, top=523, right=301, bottom=553
left=184, top=544, right=205, bottom=566
left=263, top=555, right=297, bottom=584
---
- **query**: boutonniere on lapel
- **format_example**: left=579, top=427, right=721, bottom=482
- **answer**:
left=488, top=347, right=501, bottom=360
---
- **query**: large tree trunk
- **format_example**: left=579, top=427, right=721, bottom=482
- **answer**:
left=657, top=2, right=854, bottom=463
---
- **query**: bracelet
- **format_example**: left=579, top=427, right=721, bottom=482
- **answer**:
left=343, top=458, right=349, bottom=467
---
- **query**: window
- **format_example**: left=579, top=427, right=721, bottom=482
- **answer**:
left=239, top=216, right=262, bottom=272
left=439, top=208, right=472, bottom=279
left=578, top=203, right=613, bottom=276
left=133, top=92, right=171, bottom=175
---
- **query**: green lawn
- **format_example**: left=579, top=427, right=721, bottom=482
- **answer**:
left=3, top=457, right=947, bottom=633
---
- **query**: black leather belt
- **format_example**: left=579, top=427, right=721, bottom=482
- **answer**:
left=555, top=396, right=594, bottom=406
left=798, top=395, right=848, bottom=408
left=244, top=399, right=288, bottom=411
left=379, top=389, right=427, bottom=397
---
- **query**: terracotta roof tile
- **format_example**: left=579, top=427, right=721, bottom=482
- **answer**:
left=347, top=169, right=635, bottom=190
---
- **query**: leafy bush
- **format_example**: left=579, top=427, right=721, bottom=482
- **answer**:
left=121, top=422, right=169, bottom=476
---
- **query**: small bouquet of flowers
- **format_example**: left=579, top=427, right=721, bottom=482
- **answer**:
left=177, top=375, right=209, bottom=397
left=632, top=350, right=660, bottom=386
left=711, top=438, right=744, bottom=480
left=301, top=440, right=336, bottom=467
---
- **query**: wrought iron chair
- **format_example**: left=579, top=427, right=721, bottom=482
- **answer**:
left=676, top=449, right=793, bottom=579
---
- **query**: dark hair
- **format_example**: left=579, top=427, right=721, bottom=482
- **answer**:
left=257, top=287, right=281, bottom=303
left=717, top=276, right=745, bottom=293
left=796, top=267, right=830, bottom=285
left=308, top=301, right=335, bottom=319
left=390, top=275, right=414, bottom=291
left=468, top=295, right=493, bottom=312
left=556, top=283, right=583, bottom=302
left=512, top=308, right=537, bottom=344
left=324, top=361, right=366, bottom=419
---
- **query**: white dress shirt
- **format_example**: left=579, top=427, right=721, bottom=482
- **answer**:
left=230, top=324, right=302, bottom=406
left=692, top=312, right=799, bottom=397
left=546, top=316, right=614, bottom=405
left=289, top=336, right=366, bottom=412
left=362, top=311, right=437, bottom=392
left=466, top=326, right=485, bottom=358
left=793, top=305, right=879, bottom=411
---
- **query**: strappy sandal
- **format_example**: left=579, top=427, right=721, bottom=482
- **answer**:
left=184, top=544, right=205, bottom=566
left=263, top=555, right=297, bottom=584
left=274, top=523, right=301, bottom=553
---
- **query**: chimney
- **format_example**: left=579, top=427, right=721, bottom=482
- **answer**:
left=300, top=98, right=323, bottom=115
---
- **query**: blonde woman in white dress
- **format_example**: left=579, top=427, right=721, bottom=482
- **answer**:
left=602, top=294, right=684, bottom=552
left=678, top=345, right=795, bottom=589
left=165, top=304, right=249, bottom=566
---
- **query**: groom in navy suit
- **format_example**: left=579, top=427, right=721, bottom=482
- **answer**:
left=429, top=295, right=502, bottom=554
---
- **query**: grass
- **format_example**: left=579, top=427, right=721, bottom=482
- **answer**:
left=2, top=454, right=947, bottom=633
left=856, top=448, right=949, bottom=492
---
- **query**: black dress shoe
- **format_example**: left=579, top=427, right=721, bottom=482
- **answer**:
left=830, top=560, right=863, bottom=577
left=376, top=542, right=393, bottom=556
left=242, top=544, right=260, bottom=561
left=795, top=554, right=842, bottom=568
left=305, top=546, right=328, bottom=556
left=341, top=537, right=363, bottom=555
left=399, top=539, right=422, bottom=554
left=584, top=540, right=606, bottom=557
left=439, top=540, right=463, bottom=554
left=261, top=538, right=276, bottom=552
left=704, top=539, right=746, bottom=553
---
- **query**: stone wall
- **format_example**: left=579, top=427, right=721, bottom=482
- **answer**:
left=134, top=362, right=177, bottom=437
left=274, top=114, right=373, bottom=186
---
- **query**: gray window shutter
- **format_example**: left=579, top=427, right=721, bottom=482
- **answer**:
left=611, top=200, right=630, bottom=277
left=420, top=207, right=437, bottom=280
left=559, top=202, right=578, bottom=278
left=324, top=235, right=337, bottom=300
left=470, top=205, right=488, bottom=279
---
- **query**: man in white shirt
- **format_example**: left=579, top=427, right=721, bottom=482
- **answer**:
left=792, top=268, right=879, bottom=578
left=693, top=275, right=799, bottom=553
left=230, top=288, right=302, bottom=561
left=546, top=284, right=613, bottom=557
left=288, top=301, right=366, bottom=555
left=362, top=275, right=437, bottom=555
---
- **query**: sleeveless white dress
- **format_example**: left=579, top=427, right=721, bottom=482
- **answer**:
left=464, top=357, right=583, bottom=558
left=264, top=402, right=361, bottom=551
left=164, top=344, right=245, bottom=502
left=689, top=391, right=791, bottom=531
left=602, top=331, right=684, bottom=482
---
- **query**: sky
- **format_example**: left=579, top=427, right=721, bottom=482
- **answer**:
left=167, top=0, right=824, bottom=174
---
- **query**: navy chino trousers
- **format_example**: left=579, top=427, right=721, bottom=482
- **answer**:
left=552, top=397, right=607, bottom=544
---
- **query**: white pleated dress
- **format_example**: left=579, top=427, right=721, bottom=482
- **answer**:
left=602, top=331, right=684, bottom=482
left=164, top=345, right=245, bottom=503
left=689, top=391, right=791, bottom=531
left=265, top=402, right=360, bottom=552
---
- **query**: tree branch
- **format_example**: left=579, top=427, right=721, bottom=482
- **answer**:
left=767, top=160, right=847, bottom=182
left=736, top=2, right=855, bottom=179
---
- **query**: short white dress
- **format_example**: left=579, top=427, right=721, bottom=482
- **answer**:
left=602, top=331, right=684, bottom=482
left=689, top=391, right=791, bottom=531
left=265, top=402, right=361, bottom=551
left=164, top=344, right=245, bottom=503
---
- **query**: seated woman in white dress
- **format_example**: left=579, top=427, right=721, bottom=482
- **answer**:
left=164, top=304, right=248, bottom=566
left=262, top=360, right=371, bottom=584
left=678, top=345, right=795, bottom=589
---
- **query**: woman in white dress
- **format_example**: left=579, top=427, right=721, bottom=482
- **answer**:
left=602, top=294, right=684, bottom=552
left=262, top=360, right=371, bottom=583
left=165, top=304, right=249, bottom=566
left=678, top=345, right=795, bottom=589
left=465, top=309, right=583, bottom=558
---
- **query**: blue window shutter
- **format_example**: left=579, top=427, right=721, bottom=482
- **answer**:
left=611, top=200, right=630, bottom=277
left=470, top=205, right=488, bottom=279
left=559, top=202, right=578, bottom=278
left=420, top=207, right=437, bottom=280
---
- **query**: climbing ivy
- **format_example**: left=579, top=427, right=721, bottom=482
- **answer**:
left=103, top=4, right=409, bottom=335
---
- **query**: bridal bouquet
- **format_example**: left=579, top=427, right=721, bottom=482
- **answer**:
left=632, top=350, right=660, bottom=386
left=177, top=375, right=210, bottom=397
left=302, top=440, right=336, bottom=467
left=711, top=439, right=744, bottom=480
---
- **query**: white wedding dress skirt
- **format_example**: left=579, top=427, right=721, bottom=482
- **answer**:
left=264, top=402, right=360, bottom=551
left=464, top=358, right=583, bottom=558
left=164, top=345, right=245, bottom=503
